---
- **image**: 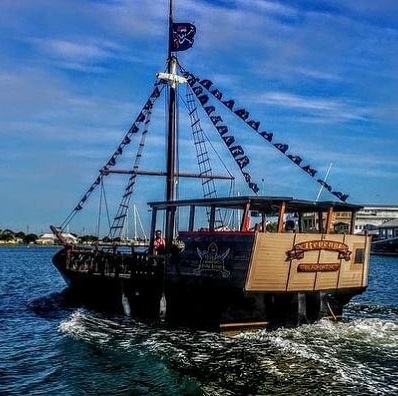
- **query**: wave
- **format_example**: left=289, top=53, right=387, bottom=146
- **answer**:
left=27, top=290, right=79, bottom=319
left=346, top=302, right=398, bottom=319
left=58, top=310, right=398, bottom=395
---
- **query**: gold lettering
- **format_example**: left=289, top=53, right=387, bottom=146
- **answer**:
left=295, top=240, right=348, bottom=253
left=298, top=263, right=340, bottom=272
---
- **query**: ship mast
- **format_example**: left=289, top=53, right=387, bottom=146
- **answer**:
left=165, top=0, right=177, bottom=245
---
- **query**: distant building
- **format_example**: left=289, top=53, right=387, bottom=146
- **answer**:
left=377, top=219, right=398, bottom=240
left=333, top=204, right=398, bottom=235
left=36, top=233, right=78, bottom=245
left=355, top=205, right=398, bottom=234
left=36, top=233, right=56, bottom=245
left=0, top=238, right=22, bottom=245
left=300, top=204, right=398, bottom=235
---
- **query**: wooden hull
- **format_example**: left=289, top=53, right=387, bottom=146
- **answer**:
left=53, top=230, right=370, bottom=331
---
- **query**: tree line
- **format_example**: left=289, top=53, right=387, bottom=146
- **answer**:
left=0, top=229, right=38, bottom=244
left=0, top=229, right=100, bottom=245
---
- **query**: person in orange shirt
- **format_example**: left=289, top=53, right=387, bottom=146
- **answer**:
left=154, top=229, right=165, bottom=254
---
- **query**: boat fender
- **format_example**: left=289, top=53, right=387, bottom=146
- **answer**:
left=121, top=293, right=131, bottom=317
left=159, top=293, right=167, bottom=321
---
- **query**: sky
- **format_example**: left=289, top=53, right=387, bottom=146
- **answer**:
left=1, top=0, right=397, bottom=235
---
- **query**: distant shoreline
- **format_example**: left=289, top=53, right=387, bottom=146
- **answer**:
left=0, top=244, right=60, bottom=248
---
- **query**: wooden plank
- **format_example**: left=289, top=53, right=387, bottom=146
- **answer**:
left=220, top=321, right=269, bottom=329
left=245, top=232, right=370, bottom=292
left=245, top=233, right=292, bottom=291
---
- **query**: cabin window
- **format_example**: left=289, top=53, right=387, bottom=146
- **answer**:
left=354, top=248, right=365, bottom=264
left=301, top=215, right=317, bottom=232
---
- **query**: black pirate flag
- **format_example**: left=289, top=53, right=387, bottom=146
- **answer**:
left=171, top=23, right=196, bottom=52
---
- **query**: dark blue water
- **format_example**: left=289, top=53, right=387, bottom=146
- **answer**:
left=1, top=246, right=397, bottom=395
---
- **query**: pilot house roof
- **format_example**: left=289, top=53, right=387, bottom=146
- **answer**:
left=148, top=196, right=363, bottom=213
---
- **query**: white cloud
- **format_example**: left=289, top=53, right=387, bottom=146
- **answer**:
left=256, top=92, right=368, bottom=122
left=28, top=37, right=126, bottom=72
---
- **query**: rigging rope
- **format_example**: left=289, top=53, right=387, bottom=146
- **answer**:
left=95, top=179, right=112, bottom=239
left=96, top=181, right=103, bottom=239
left=180, top=68, right=260, bottom=196
left=181, top=69, right=349, bottom=203
left=108, top=106, right=154, bottom=240
left=183, top=84, right=224, bottom=228
left=59, top=84, right=164, bottom=231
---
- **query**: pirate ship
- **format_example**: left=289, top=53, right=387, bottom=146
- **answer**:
left=51, top=1, right=371, bottom=331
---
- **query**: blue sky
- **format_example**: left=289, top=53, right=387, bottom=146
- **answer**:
left=1, top=0, right=397, bottom=235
